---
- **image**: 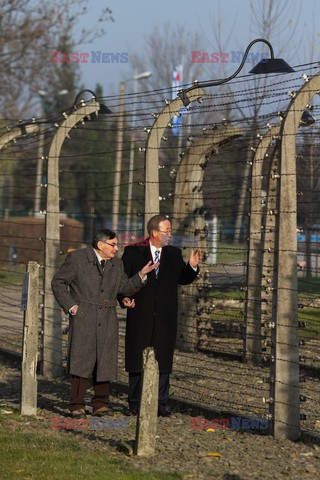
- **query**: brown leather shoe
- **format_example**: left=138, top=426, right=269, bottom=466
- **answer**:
left=93, top=406, right=112, bottom=417
left=69, top=408, right=86, bottom=418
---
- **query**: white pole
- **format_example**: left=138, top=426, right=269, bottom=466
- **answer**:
left=125, top=72, right=138, bottom=234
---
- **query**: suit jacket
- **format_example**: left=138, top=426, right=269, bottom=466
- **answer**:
left=51, top=246, right=145, bottom=381
left=119, top=239, right=199, bottom=373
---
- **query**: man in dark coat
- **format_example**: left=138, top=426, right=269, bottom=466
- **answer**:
left=119, top=215, right=201, bottom=416
left=51, top=229, right=158, bottom=417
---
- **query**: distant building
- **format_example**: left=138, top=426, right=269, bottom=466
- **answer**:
left=0, top=216, right=84, bottom=267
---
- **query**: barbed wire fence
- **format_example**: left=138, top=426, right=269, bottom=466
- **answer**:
left=0, top=62, right=320, bottom=441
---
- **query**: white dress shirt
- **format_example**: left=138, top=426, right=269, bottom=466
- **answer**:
left=150, top=243, right=162, bottom=263
left=149, top=242, right=197, bottom=271
left=94, top=249, right=104, bottom=264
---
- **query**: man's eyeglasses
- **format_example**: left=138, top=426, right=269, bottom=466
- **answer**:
left=157, top=230, right=171, bottom=234
left=104, top=241, right=118, bottom=248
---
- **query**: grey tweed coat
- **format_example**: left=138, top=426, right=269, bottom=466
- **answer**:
left=51, top=246, right=145, bottom=381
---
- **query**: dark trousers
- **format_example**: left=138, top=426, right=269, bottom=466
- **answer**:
left=69, top=363, right=110, bottom=412
left=128, top=372, right=170, bottom=409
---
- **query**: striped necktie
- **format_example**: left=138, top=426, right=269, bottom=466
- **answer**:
left=154, top=250, right=160, bottom=277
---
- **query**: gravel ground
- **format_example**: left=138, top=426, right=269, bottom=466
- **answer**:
left=1, top=282, right=319, bottom=437
left=1, top=358, right=320, bottom=480
left=117, top=336, right=320, bottom=437
left=1, top=328, right=320, bottom=437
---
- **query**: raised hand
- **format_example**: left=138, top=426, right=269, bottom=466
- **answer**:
left=189, top=249, right=202, bottom=268
left=140, top=260, right=160, bottom=277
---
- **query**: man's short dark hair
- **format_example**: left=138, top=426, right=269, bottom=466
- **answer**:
left=147, top=215, right=169, bottom=236
left=92, top=229, right=116, bottom=249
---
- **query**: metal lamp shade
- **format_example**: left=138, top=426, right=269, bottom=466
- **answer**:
left=249, top=58, right=295, bottom=74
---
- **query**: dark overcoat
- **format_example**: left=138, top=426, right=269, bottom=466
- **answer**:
left=119, top=239, right=198, bottom=373
left=51, top=246, right=144, bottom=381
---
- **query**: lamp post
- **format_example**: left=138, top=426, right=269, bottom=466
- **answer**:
left=144, top=39, right=294, bottom=233
left=178, top=38, right=294, bottom=106
left=112, top=82, right=125, bottom=233
left=34, top=89, right=68, bottom=216
left=112, top=71, right=152, bottom=233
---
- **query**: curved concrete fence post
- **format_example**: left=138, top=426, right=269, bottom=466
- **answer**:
left=0, top=123, right=39, bottom=151
left=245, top=124, right=281, bottom=365
left=272, top=73, right=320, bottom=440
left=43, top=101, right=100, bottom=378
left=144, top=88, right=204, bottom=235
left=172, top=125, right=243, bottom=351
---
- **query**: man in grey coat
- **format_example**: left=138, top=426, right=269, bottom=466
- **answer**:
left=51, top=229, right=158, bottom=417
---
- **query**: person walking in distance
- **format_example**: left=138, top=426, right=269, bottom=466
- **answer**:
left=119, top=215, right=201, bottom=416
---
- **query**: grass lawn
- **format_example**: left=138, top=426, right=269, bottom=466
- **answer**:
left=208, top=278, right=320, bottom=339
left=299, top=308, right=320, bottom=339
left=0, top=267, right=24, bottom=285
left=210, top=291, right=244, bottom=300
left=0, top=409, right=181, bottom=480
left=298, top=277, right=320, bottom=295
left=217, top=242, right=247, bottom=264
left=297, top=278, right=320, bottom=339
left=211, top=307, right=245, bottom=323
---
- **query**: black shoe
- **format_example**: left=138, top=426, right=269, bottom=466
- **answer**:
left=158, top=407, right=171, bottom=417
left=127, top=406, right=139, bottom=416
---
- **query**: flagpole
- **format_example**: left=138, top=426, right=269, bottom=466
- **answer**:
left=172, top=64, right=184, bottom=160
left=178, top=57, right=185, bottom=159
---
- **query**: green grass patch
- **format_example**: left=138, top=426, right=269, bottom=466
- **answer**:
left=208, top=285, right=320, bottom=339
left=210, top=291, right=244, bottom=300
left=0, top=268, right=24, bottom=285
left=298, top=307, right=320, bottom=339
left=0, top=266, right=44, bottom=286
left=217, top=242, right=246, bottom=264
left=209, top=304, right=319, bottom=338
left=298, top=277, right=320, bottom=295
left=0, top=412, right=182, bottom=480
left=211, top=308, right=244, bottom=323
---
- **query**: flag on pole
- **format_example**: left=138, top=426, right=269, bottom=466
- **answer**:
left=172, top=65, right=183, bottom=99
left=171, top=65, right=184, bottom=136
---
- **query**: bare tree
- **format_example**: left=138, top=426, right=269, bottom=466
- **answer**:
left=206, top=0, right=302, bottom=243
left=0, top=0, right=113, bottom=118
left=127, top=23, right=210, bottom=215
left=130, top=23, right=206, bottom=93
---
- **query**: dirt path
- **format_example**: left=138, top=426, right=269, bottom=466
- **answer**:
left=1, top=358, right=320, bottom=480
